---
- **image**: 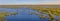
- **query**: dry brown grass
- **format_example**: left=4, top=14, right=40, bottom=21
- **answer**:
left=0, top=5, right=60, bottom=8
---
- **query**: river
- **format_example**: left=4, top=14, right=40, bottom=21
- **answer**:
left=0, top=8, right=48, bottom=21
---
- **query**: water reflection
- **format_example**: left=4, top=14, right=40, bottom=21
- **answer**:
left=0, top=8, right=48, bottom=21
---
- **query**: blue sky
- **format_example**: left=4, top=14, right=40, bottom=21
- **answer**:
left=0, top=0, right=60, bottom=5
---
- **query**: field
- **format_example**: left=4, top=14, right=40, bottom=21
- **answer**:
left=0, top=5, right=60, bottom=8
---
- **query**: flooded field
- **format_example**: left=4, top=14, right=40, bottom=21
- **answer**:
left=0, top=5, right=60, bottom=21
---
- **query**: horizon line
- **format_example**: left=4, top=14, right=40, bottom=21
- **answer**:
left=0, top=4, right=60, bottom=5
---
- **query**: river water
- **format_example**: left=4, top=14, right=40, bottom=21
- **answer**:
left=0, top=8, right=49, bottom=21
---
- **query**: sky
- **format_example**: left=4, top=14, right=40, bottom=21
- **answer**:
left=0, top=0, right=60, bottom=5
